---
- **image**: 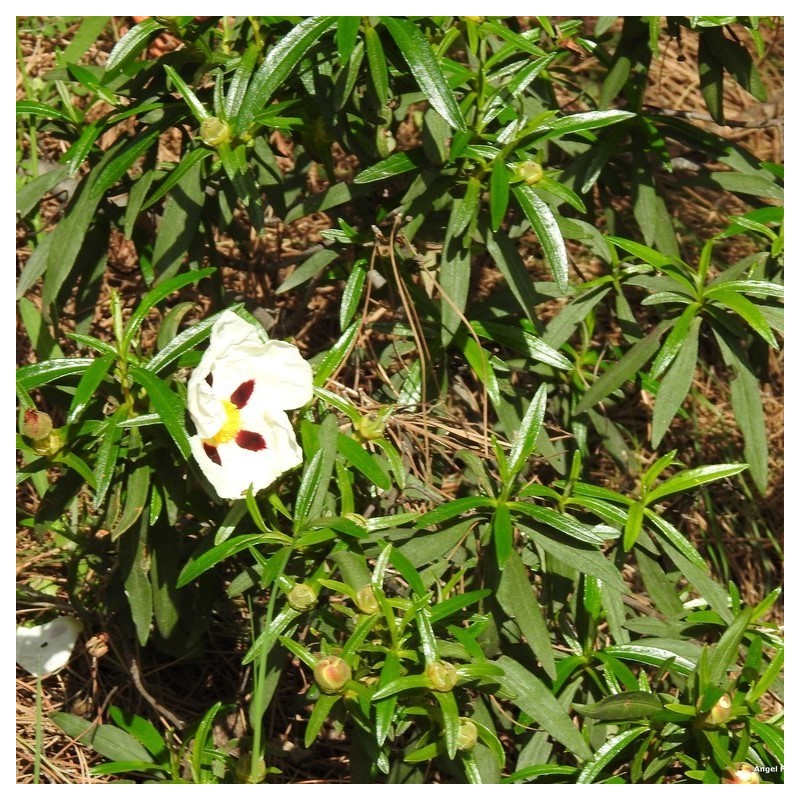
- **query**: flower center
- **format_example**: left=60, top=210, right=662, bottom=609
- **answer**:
left=207, top=399, right=241, bottom=446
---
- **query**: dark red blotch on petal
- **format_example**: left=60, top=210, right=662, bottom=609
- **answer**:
left=236, top=430, right=267, bottom=451
left=230, top=379, right=255, bottom=409
left=203, top=443, right=222, bottom=465
left=205, top=373, right=214, bottom=387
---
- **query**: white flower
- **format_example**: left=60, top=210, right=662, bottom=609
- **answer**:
left=187, top=310, right=313, bottom=499
left=16, top=616, right=83, bottom=677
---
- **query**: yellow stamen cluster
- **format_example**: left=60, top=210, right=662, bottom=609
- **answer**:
left=205, top=399, right=241, bottom=446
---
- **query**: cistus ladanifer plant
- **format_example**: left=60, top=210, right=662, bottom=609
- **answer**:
left=16, top=15, right=782, bottom=784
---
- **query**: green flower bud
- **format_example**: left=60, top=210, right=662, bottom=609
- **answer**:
left=314, top=656, right=352, bottom=694
left=355, top=585, right=380, bottom=614
left=425, top=660, right=458, bottom=693
left=200, top=117, right=232, bottom=147
left=287, top=583, right=317, bottom=612
left=22, top=409, right=53, bottom=441
left=722, top=763, right=760, bottom=784
left=355, top=409, right=388, bottom=442
left=457, top=718, right=479, bottom=751
left=234, top=753, right=267, bottom=784
left=514, top=160, right=544, bottom=186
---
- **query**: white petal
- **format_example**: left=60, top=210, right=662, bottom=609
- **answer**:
left=247, top=341, right=314, bottom=411
left=189, top=409, right=302, bottom=499
left=16, top=617, right=83, bottom=677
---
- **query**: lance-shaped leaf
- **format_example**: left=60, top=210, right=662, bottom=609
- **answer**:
left=513, top=185, right=569, bottom=293
left=236, top=17, right=336, bottom=132
left=381, top=17, right=466, bottom=131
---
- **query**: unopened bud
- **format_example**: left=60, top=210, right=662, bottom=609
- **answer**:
left=22, top=409, right=53, bottom=441
left=703, top=693, right=732, bottom=727
left=355, top=585, right=380, bottom=614
left=722, top=763, right=760, bottom=784
left=287, top=583, right=317, bottom=612
left=234, top=753, right=267, bottom=784
left=515, top=160, right=544, bottom=186
left=355, top=410, right=386, bottom=442
left=314, top=656, right=352, bottom=694
left=457, top=718, right=479, bottom=751
left=200, top=117, right=231, bottom=147
left=425, top=660, right=458, bottom=693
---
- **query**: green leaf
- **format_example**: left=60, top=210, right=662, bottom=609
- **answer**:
left=237, top=17, right=336, bottom=132
left=623, top=500, right=645, bottom=551
left=93, top=407, right=126, bottom=511
left=107, top=707, right=167, bottom=763
left=574, top=691, right=664, bottom=721
left=489, top=159, right=510, bottom=231
left=381, top=17, right=467, bottom=131
left=531, top=110, right=635, bottom=142
left=507, top=385, right=548, bottom=479
left=105, top=17, right=165, bottom=73
left=119, top=514, right=153, bottom=646
left=51, top=713, right=154, bottom=764
left=483, top=227, right=545, bottom=326
left=337, top=17, right=361, bottom=62
left=574, top=320, right=669, bottom=414
left=472, top=321, right=571, bottom=371
left=177, top=533, right=292, bottom=587
left=651, top=316, right=701, bottom=447
left=577, top=727, right=649, bottom=783
left=496, top=549, right=556, bottom=679
left=416, top=497, right=495, bottom=527
left=643, top=510, right=706, bottom=571
left=606, top=236, right=676, bottom=270
left=313, top=321, right=359, bottom=386
left=340, top=259, right=368, bottom=330
left=123, top=268, right=213, bottom=352
left=452, top=176, right=481, bottom=237
left=276, top=248, right=338, bottom=294
left=17, top=358, right=95, bottom=393
left=710, top=290, right=779, bottom=349
left=698, top=34, right=725, bottom=124
left=440, top=202, right=472, bottom=346
left=128, top=366, right=190, bottom=459
left=353, top=148, right=427, bottom=183
left=511, top=503, right=605, bottom=545
left=750, top=720, right=784, bottom=765
left=647, top=463, right=748, bottom=503
left=603, top=644, right=696, bottom=675
left=295, top=415, right=338, bottom=526
left=496, top=656, right=592, bottom=760
left=364, top=24, right=389, bottom=104
left=492, top=503, right=513, bottom=567
left=111, top=432, right=151, bottom=541
left=66, top=354, right=115, bottom=425
left=224, top=44, right=260, bottom=120
left=714, top=331, right=768, bottom=494
left=304, top=694, right=340, bottom=749
left=149, top=159, right=208, bottom=283
left=513, top=185, right=569, bottom=293
left=650, top=304, right=701, bottom=379
left=709, top=607, right=751, bottom=686
left=435, top=690, right=461, bottom=759
left=336, top=434, right=392, bottom=490
left=163, top=64, right=209, bottom=123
